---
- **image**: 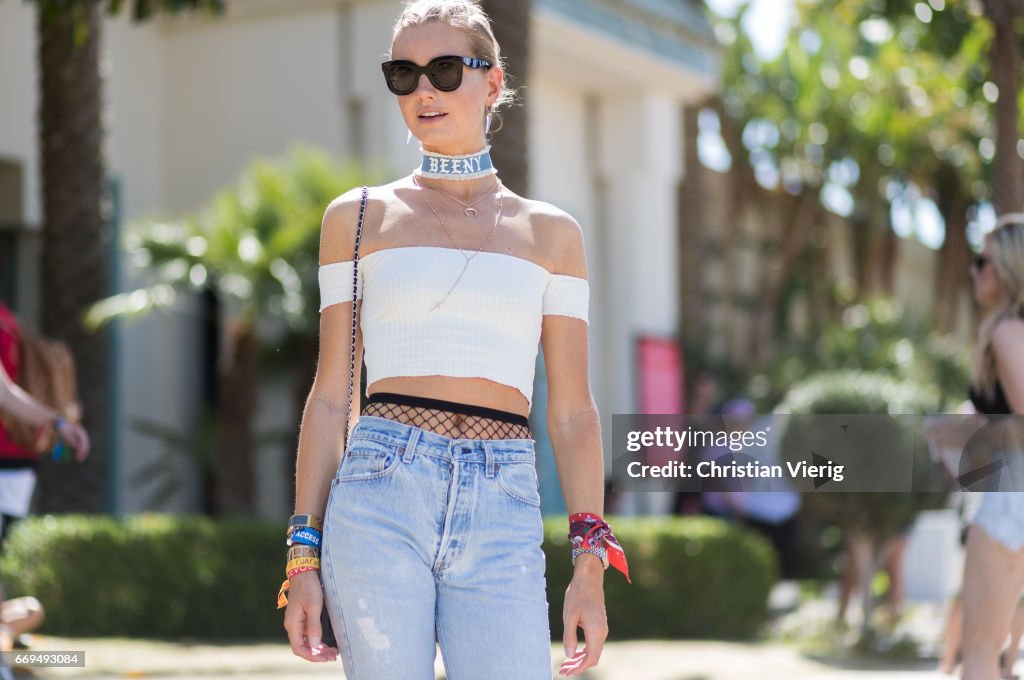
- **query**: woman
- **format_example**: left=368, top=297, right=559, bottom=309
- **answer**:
left=281, top=1, right=625, bottom=678
left=0, top=308, right=90, bottom=548
left=961, top=212, right=1024, bottom=680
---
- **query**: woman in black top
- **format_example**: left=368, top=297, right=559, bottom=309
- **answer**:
left=961, top=213, right=1024, bottom=680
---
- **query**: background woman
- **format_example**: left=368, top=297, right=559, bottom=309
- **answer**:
left=961, top=212, right=1024, bottom=680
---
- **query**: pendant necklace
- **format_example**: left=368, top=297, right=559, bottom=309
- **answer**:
left=414, top=175, right=504, bottom=311
left=417, top=177, right=500, bottom=217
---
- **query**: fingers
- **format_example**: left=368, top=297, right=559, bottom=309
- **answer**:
left=559, top=611, right=608, bottom=676
left=562, top=612, right=578, bottom=660
left=72, top=427, right=90, bottom=461
left=283, top=602, right=337, bottom=663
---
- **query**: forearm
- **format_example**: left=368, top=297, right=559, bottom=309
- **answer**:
left=0, top=375, right=57, bottom=428
left=549, top=404, right=605, bottom=517
left=293, top=394, right=351, bottom=517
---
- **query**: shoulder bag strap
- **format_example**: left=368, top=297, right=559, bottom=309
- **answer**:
left=343, top=186, right=369, bottom=451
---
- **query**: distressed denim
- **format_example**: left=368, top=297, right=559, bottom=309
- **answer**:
left=321, top=415, right=553, bottom=679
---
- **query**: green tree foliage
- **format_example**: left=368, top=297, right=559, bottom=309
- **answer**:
left=87, top=147, right=376, bottom=515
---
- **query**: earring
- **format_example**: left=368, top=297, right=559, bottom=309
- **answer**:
left=485, top=111, right=492, bottom=135
left=406, top=128, right=413, bottom=144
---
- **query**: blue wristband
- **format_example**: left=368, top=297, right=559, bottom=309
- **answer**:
left=287, top=527, right=322, bottom=549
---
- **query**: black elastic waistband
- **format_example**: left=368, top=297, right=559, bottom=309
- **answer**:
left=366, top=392, right=530, bottom=428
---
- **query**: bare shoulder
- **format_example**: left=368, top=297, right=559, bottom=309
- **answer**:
left=992, top=316, right=1024, bottom=359
left=320, top=181, right=406, bottom=265
left=523, top=198, right=586, bottom=277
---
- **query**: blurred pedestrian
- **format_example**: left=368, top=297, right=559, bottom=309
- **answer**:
left=0, top=303, right=89, bottom=550
left=959, top=213, right=1024, bottom=680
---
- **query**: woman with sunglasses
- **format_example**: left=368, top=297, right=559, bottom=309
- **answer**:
left=282, top=1, right=628, bottom=678
left=960, top=212, right=1024, bottom=680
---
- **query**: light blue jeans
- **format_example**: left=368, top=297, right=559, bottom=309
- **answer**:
left=321, top=415, right=553, bottom=679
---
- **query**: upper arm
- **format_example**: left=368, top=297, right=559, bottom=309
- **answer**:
left=311, top=189, right=367, bottom=409
left=538, top=209, right=595, bottom=425
left=992, top=319, right=1024, bottom=414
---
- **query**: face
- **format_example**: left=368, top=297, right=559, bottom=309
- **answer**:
left=389, top=22, right=502, bottom=154
left=970, top=236, right=1001, bottom=308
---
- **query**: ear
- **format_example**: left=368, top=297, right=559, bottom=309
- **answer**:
left=486, top=66, right=503, bottom=107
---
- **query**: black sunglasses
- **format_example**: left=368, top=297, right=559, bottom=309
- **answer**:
left=380, top=55, right=491, bottom=96
left=971, top=253, right=990, bottom=270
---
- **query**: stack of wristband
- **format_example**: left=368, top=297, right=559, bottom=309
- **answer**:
left=568, top=512, right=632, bottom=584
left=276, top=514, right=324, bottom=609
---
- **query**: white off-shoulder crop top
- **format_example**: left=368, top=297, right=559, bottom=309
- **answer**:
left=318, top=246, right=588, bottom=410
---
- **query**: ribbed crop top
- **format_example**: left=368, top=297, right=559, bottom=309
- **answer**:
left=318, top=245, right=589, bottom=410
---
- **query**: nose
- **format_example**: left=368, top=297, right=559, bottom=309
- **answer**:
left=414, top=73, right=437, bottom=96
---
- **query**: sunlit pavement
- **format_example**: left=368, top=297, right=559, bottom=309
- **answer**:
left=11, top=636, right=966, bottom=679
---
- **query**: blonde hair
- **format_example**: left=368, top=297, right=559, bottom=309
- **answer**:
left=972, top=213, right=1024, bottom=401
left=389, top=0, right=518, bottom=132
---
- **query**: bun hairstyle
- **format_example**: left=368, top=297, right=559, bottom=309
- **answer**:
left=972, top=213, right=1024, bottom=401
left=390, top=0, right=518, bottom=134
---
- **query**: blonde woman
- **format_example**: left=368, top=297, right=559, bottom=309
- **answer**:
left=961, top=213, right=1024, bottom=680
left=281, top=2, right=629, bottom=678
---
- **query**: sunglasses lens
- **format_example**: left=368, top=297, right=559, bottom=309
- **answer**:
left=386, top=63, right=417, bottom=94
left=429, top=58, right=462, bottom=90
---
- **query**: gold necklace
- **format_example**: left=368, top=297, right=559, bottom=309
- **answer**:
left=416, top=176, right=499, bottom=217
left=417, top=177, right=504, bottom=311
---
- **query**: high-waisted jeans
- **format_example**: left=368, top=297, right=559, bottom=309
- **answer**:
left=320, top=415, right=553, bottom=679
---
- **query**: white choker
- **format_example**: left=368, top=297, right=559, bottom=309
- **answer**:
left=415, top=146, right=497, bottom=181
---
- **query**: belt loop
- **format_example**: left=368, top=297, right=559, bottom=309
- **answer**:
left=403, top=428, right=421, bottom=463
left=484, top=441, right=496, bottom=478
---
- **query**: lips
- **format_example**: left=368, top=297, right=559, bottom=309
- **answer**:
left=418, top=112, right=447, bottom=120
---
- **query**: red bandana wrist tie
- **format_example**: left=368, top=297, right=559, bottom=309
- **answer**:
left=568, top=512, right=631, bottom=584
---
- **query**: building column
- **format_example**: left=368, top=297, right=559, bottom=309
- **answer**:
left=597, top=92, right=683, bottom=516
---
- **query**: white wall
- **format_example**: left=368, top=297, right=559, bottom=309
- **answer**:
left=161, top=7, right=347, bottom=213
left=0, top=2, right=42, bottom=228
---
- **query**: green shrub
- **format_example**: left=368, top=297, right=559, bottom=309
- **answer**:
left=0, top=514, right=282, bottom=639
left=777, top=371, right=950, bottom=537
left=1, top=513, right=777, bottom=641
left=544, top=515, right=777, bottom=640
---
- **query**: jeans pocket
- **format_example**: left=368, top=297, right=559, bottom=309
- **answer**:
left=496, top=460, right=542, bottom=507
left=334, top=438, right=403, bottom=484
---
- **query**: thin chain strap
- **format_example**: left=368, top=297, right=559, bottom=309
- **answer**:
left=344, top=186, right=369, bottom=451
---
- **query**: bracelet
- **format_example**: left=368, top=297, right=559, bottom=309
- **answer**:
left=287, top=565, right=321, bottom=579
left=286, top=527, right=322, bottom=549
left=568, top=512, right=631, bottom=584
left=288, top=514, right=323, bottom=532
left=287, top=545, right=319, bottom=561
left=277, top=579, right=291, bottom=609
left=571, top=544, right=609, bottom=569
left=285, top=557, right=320, bottom=573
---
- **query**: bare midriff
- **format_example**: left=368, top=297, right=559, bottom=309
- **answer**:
left=367, top=375, right=530, bottom=419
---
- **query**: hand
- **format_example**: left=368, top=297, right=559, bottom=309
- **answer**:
left=56, top=419, right=91, bottom=462
left=283, top=571, right=339, bottom=663
left=559, top=556, right=607, bottom=676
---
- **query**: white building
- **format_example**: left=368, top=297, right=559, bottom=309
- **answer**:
left=0, top=0, right=720, bottom=515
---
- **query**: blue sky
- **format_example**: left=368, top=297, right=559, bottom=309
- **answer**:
left=704, top=0, right=794, bottom=60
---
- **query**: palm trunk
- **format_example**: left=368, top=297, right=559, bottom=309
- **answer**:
left=35, top=2, right=110, bottom=513
left=933, top=166, right=970, bottom=333
left=678, top=102, right=707, bottom=350
left=983, top=0, right=1024, bottom=215
left=753, top=191, right=819, bottom=368
left=480, top=0, right=532, bottom=196
left=215, top=321, right=256, bottom=516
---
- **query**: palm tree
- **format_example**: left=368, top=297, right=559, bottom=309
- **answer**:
left=481, top=0, right=532, bottom=196
left=87, top=148, right=371, bottom=516
left=982, top=0, right=1024, bottom=214
left=31, top=0, right=224, bottom=513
